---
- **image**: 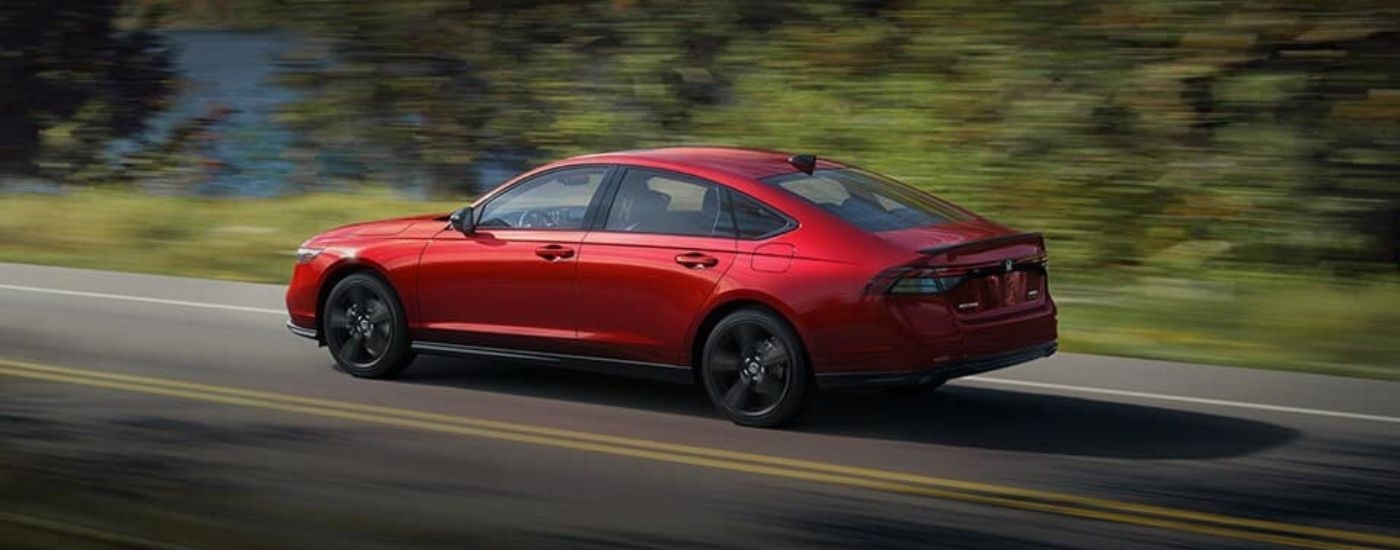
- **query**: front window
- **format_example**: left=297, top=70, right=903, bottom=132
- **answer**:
left=763, top=169, right=972, bottom=231
left=478, top=167, right=607, bottom=230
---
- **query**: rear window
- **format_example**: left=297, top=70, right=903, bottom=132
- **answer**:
left=763, top=169, right=972, bottom=231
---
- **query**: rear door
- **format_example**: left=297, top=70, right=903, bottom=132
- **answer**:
left=416, top=165, right=612, bottom=353
left=572, top=167, right=738, bottom=365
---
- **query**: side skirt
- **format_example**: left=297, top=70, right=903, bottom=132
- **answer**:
left=410, top=341, right=695, bottom=384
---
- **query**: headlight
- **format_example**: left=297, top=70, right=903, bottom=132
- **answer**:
left=295, top=247, right=323, bottom=264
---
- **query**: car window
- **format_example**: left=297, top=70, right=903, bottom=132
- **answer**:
left=731, top=194, right=790, bottom=239
left=603, top=169, right=733, bottom=237
left=477, top=167, right=607, bottom=229
left=764, top=168, right=972, bottom=232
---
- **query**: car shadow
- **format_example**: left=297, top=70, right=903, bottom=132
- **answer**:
left=397, top=356, right=1298, bottom=460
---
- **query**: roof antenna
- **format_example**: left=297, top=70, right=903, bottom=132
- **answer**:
left=787, top=154, right=816, bottom=175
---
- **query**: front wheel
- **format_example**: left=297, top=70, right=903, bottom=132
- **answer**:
left=701, top=309, right=814, bottom=428
left=323, top=273, right=413, bottom=379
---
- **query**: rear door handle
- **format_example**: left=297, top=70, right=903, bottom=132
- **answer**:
left=675, top=252, right=719, bottom=269
left=534, top=244, right=575, bottom=261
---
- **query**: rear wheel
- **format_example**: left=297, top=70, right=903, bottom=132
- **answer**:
left=323, top=273, right=413, bottom=379
left=701, top=309, right=814, bottom=428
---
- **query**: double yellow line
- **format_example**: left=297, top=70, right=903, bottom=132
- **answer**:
left=2, top=358, right=1395, bottom=550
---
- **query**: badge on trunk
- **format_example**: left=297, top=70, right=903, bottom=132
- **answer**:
left=1003, top=259, right=1014, bottom=273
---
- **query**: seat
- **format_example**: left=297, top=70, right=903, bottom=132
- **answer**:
left=613, top=187, right=671, bottom=232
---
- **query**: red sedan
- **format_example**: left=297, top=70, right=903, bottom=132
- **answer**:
left=286, top=147, right=1057, bottom=427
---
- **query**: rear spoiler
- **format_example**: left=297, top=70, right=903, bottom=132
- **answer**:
left=919, top=232, right=1045, bottom=266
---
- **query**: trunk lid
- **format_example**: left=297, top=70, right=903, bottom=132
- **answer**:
left=881, top=220, right=1049, bottom=314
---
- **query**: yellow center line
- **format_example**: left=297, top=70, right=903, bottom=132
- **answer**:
left=1, top=359, right=1394, bottom=550
left=0, top=511, right=194, bottom=550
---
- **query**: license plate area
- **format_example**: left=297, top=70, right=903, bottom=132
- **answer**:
left=949, top=268, right=1043, bottom=313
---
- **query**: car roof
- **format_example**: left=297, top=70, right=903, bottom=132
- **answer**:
left=566, top=146, right=847, bottom=180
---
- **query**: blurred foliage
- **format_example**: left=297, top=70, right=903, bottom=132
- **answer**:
left=240, top=0, right=1399, bottom=281
left=0, top=0, right=174, bottom=182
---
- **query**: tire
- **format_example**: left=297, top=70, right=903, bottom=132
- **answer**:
left=322, top=273, right=414, bottom=379
left=700, top=308, right=814, bottom=428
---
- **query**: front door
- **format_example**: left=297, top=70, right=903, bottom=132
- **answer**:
left=416, top=166, right=611, bottom=353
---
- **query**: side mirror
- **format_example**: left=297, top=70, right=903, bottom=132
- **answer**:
left=448, top=206, right=475, bottom=235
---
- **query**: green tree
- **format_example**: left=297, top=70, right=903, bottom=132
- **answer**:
left=0, top=0, right=174, bottom=181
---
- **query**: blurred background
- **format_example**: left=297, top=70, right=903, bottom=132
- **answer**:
left=1, top=0, right=1396, bottom=377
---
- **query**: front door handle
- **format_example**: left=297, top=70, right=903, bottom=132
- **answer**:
left=675, top=252, right=719, bottom=269
left=534, top=244, right=575, bottom=261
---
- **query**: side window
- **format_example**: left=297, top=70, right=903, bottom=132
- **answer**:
left=477, top=167, right=606, bottom=229
left=603, top=169, right=733, bottom=237
left=732, top=194, right=790, bottom=239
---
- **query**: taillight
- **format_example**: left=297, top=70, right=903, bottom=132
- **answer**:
left=872, top=254, right=1048, bottom=296
left=888, top=269, right=966, bottom=295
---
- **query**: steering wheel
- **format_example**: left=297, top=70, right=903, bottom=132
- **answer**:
left=519, top=209, right=551, bottom=228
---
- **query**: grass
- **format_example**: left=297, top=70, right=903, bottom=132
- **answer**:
left=1057, top=279, right=1400, bottom=380
left=1, top=189, right=1396, bottom=379
left=0, top=189, right=457, bottom=283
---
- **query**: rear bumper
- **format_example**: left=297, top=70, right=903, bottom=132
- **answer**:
left=816, top=340, right=1056, bottom=389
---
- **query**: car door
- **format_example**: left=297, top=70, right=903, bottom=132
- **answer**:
left=573, top=167, right=738, bottom=365
left=416, top=165, right=612, bottom=354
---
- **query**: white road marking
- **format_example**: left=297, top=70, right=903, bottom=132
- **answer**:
left=3, top=281, right=1396, bottom=425
left=0, top=283, right=284, bottom=316
left=961, top=377, right=1400, bottom=424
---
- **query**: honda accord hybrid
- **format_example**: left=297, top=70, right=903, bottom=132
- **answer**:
left=286, top=147, right=1057, bottom=427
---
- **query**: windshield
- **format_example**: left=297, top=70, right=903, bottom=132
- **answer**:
left=763, top=168, right=973, bottom=231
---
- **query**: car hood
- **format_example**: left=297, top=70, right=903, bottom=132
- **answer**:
left=310, top=213, right=445, bottom=242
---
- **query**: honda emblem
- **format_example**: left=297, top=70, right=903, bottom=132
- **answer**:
left=1003, top=259, right=1014, bottom=272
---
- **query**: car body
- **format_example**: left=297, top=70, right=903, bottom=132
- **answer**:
left=287, top=147, right=1056, bottom=426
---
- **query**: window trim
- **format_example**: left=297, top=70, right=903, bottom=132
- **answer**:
left=472, top=164, right=618, bottom=232
left=725, top=188, right=797, bottom=241
left=589, top=166, right=738, bottom=239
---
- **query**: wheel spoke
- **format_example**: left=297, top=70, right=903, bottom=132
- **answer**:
left=709, top=348, right=742, bottom=373
left=364, top=330, right=385, bottom=357
left=367, top=304, right=391, bottom=324
left=347, top=285, right=370, bottom=305
left=723, top=377, right=754, bottom=411
left=732, top=323, right=760, bottom=353
left=759, top=339, right=787, bottom=367
left=336, top=336, right=361, bottom=363
left=326, top=308, right=350, bottom=329
left=754, top=376, right=783, bottom=396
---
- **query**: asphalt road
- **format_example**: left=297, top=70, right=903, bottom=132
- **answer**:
left=0, top=262, right=1396, bottom=550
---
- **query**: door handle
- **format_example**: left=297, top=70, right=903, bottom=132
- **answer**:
left=534, top=244, right=575, bottom=261
left=675, top=252, right=719, bottom=269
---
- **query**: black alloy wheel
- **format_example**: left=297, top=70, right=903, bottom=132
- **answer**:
left=323, top=273, right=413, bottom=379
left=701, top=308, right=813, bottom=427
